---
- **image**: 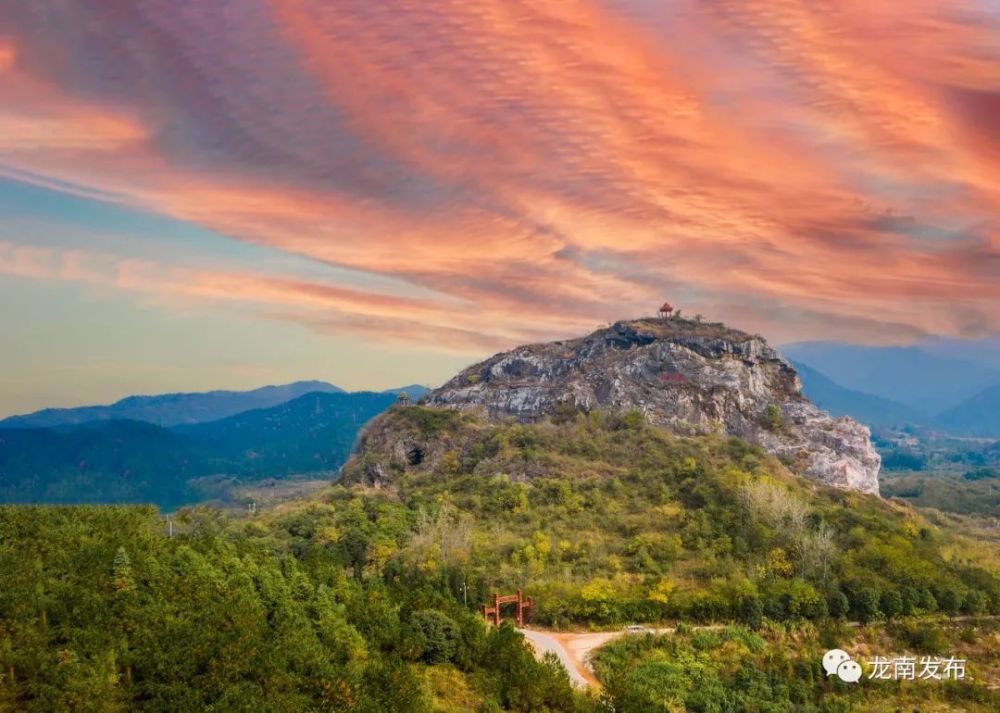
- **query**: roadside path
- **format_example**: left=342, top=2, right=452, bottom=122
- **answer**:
left=518, top=626, right=712, bottom=688
left=519, top=629, right=599, bottom=688
left=519, top=616, right=998, bottom=689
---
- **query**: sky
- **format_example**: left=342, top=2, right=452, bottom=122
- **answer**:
left=0, top=0, right=997, bottom=416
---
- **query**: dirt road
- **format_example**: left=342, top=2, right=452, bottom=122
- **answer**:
left=519, top=625, right=722, bottom=688
left=521, top=616, right=997, bottom=689
left=519, top=629, right=623, bottom=688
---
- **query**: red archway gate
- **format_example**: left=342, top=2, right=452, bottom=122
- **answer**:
left=482, top=589, right=534, bottom=626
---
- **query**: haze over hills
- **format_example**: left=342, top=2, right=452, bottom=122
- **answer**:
left=920, top=335, right=1000, bottom=371
left=0, top=380, right=344, bottom=428
left=784, top=341, right=1000, bottom=439
left=0, top=381, right=430, bottom=429
left=781, top=341, right=1000, bottom=415
left=791, top=360, right=924, bottom=430
left=933, top=384, right=1000, bottom=438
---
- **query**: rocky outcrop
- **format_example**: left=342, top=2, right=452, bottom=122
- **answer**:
left=424, top=319, right=880, bottom=495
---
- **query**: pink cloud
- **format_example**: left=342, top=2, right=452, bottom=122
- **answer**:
left=0, top=0, right=995, bottom=347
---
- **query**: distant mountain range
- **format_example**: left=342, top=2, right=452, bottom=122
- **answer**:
left=933, top=384, right=1000, bottom=438
left=781, top=342, right=1000, bottom=415
left=0, top=384, right=430, bottom=508
left=2, top=344, right=997, bottom=512
left=0, top=381, right=429, bottom=428
left=785, top=342, right=1000, bottom=437
left=791, top=361, right=923, bottom=429
left=173, top=391, right=401, bottom=477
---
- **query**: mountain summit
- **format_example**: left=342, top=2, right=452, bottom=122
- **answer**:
left=425, top=318, right=880, bottom=494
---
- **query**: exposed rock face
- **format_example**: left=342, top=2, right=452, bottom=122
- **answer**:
left=425, top=319, right=880, bottom=495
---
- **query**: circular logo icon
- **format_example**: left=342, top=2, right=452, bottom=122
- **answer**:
left=822, top=649, right=851, bottom=677
left=822, top=649, right=862, bottom=683
left=836, top=660, right=862, bottom=683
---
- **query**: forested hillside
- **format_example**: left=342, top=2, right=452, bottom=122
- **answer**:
left=0, top=421, right=205, bottom=508
left=345, top=407, right=1000, bottom=627
left=0, top=506, right=586, bottom=712
left=2, top=406, right=999, bottom=710
left=594, top=620, right=999, bottom=711
left=0, top=391, right=397, bottom=508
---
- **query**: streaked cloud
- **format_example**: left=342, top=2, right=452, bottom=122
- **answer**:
left=0, top=0, right=996, bottom=350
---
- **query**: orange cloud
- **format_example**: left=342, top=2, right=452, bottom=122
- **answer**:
left=0, top=240, right=577, bottom=350
left=0, top=0, right=995, bottom=348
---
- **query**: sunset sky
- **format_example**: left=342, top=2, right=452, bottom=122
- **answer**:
left=1, top=1, right=997, bottom=415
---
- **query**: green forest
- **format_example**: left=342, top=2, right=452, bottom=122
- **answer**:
left=0, top=391, right=396, bottom=509
left=2, top=406, right=999, bottom=710
left=593, top=620, right=1000, bottom=711
left=0, top=506, right=583, bottom=712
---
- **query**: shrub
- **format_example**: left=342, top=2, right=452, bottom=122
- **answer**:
left=893, top=621, right=946, bottom=653
left=962, top=590, right=988, bottom=616
left=852, top=587, right=881, bottom=624
left=880, top=590, right=903, bottom=620
left=827, top=590, right=850, bottom=620
left=763, top=404, right=784, bottom=432
left=901, top=586, right=921, bottom=616
left=937, top=587, right=963, bottom=616
left=738, top=594, right=764, bottom=630
left=406, top=609, right=461, bottom=664
left=919, top=588, right=938, bottom=614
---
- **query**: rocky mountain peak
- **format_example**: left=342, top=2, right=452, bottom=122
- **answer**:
left=424, top=317, right=880, bottom=495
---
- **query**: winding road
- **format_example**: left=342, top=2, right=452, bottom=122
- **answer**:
left=520, top=616, right=996, bottom=689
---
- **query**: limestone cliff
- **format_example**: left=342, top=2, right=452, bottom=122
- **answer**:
left=423, top=318, right=880, bottom=494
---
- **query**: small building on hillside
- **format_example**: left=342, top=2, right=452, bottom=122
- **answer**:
left=658, top=301, right=674, bottom=319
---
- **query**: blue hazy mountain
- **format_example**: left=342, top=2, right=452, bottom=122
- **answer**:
left=0, top=381, right=346, bottom=428
left=0, top=390, right=398, bottom=508
left=920, top=336, right=1000, bottom=372
left=933, top=384, right=1000, bottom=438
left=173, top=390, right=398, bottom=477
left=0, top=381, right=430, bottom=429
left=781, top=342, right=1000, bottom=415
left=791, top=361, right=923, bottom=430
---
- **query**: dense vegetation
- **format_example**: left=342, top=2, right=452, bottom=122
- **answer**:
left=881, top=470, right=1000, bottom=518
left=0, top=506, right=589, bottom=712
left=594, top=620, right=1000, bottom=711
left=346, top=407, right=1000, bottom=628
left=0, top=391, right=396, bottom=509
left=2, top=406, right=998, bottom=709
left=874, top=432, right=1000, bottom=473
